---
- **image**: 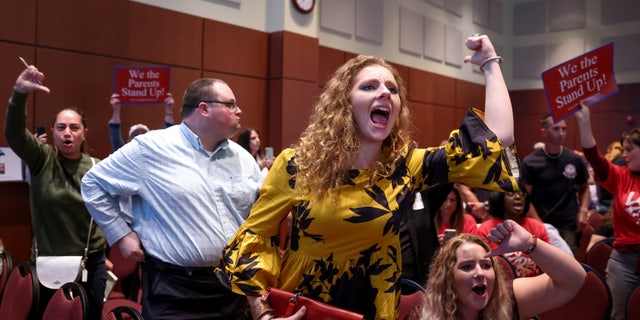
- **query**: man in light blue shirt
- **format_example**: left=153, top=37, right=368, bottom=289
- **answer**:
left=82, top=78, right=261, bottom=319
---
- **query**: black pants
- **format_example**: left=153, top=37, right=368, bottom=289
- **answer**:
left=141, top=256, right=249, bottom=320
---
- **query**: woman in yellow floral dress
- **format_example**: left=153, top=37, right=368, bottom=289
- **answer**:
left=220, top=35, right=518, bottom=320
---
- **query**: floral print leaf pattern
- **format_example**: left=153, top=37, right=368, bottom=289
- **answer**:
left=345, top=206, right=388, bottom=224
left=343, top=169, right=360, bottom=186
left=364, top=184, right=390, bottom=209
left=291, top=200, right=323, bottom=250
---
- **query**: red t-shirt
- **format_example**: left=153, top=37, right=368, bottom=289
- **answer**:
left=585, top=146, right=640, bottom=248
left=438, top=213, right=478, bottom=235
left=478, top=217, right=550, bottom=277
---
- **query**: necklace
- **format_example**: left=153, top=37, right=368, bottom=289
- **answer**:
left=542, top=145, right=563, bottom=159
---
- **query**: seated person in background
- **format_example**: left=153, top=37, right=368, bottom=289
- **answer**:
left=419, top=221, right=586, bottom=320
left=434, top=185, right=479, bottom=244
left=543, top=223, right=574, bottom=256
left=587, top=205, right=614, bottom=252
left=477, top=189, right=550, bottom=277
left=109, top=92, right=175, bottom=152
left=400, top=182, right=454, bottom=286
left=236, top=128, right=273, bottom=179
left=457, top=183, right=492, bottom=223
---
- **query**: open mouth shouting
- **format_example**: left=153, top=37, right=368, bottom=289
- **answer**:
left=370, top=106, right=390, bottom=126
left=472, top=283, right=488, bottom=296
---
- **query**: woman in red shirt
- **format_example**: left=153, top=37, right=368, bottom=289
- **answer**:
left=478, top=190, right=550, bottom=277
left=576, top=103, right=640, bottom=320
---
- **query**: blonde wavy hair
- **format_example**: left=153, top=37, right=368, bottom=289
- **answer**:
left=604, top=140, right=622, bottom=162
left=293, top=55, right=411, bottom=201
left=421, top=234, right=512, bottom=320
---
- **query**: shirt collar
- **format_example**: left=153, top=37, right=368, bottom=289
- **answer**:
left=179, top=122, right=229, bottom=155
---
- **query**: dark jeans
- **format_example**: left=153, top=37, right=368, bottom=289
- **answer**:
left=36, top=251, right=106, bottom=320
left=141, top=256, right=249, bottom=320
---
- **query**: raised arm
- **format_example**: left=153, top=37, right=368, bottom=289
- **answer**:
left=486, top=220, right=586, bottom=319
left=164, top=93, right=175, bottom=127
left=575, top=102, right=596, bottom=148
left=108, top=93, right=125, bottom=152
left=464, top=35, right=513, bottom=146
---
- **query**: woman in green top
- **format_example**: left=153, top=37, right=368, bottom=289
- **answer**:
left=5, top=64, right=106, bottom=319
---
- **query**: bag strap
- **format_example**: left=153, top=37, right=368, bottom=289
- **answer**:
left=35, top=156, right=96, bottom=259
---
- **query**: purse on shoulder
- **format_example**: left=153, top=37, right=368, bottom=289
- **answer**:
left=36, top=255, right=84, bottom=289
left=266, top=287, right=364, bottom=320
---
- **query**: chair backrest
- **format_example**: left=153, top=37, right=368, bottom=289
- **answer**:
left=0, top=261, right=40, bottom=319
left=584, top=238, right=613, bottom=278
left=577, top=224, right=595, bottom=262
left=108, top=243, right=138, bottom=280
left=588, top=212, right=604, bottom=228
left=102, top=295, right=143, bottom=319
left=399, top=278, right=425, bottom=320
left=536, top=263, right=611, bottom=320
left=42, top=281, right=88, bottom=320
left=626, top=285, right=640, bottom=320
left=102, top=305, right=144, bottom=320
left=0, top=249, right=13, bottom=299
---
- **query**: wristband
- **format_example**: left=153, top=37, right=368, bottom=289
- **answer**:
left=523, top=235, right=537, bottom=254
left=480, top=56, right=503, bottom=72
left=256, top=308, right=274, bottom=320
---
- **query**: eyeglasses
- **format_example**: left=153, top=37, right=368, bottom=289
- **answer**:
left=202, top=100, right=239, bottom=110
left=505, top=191, right=525, bottom=198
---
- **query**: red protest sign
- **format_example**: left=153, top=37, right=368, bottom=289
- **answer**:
left=541, top=42, right=618, bottom=122
left=114, top=66, right=171, bottom=104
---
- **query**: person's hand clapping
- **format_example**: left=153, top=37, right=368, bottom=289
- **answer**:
left=484, top=219, right=534, bottom=257
left=15, top=65, right=50, bottom=94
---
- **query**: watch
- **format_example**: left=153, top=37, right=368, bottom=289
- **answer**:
left=292, top=0, right=315, bottom=14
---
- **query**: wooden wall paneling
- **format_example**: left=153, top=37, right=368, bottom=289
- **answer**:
left=204, top=20, right=268, bottom=77
left=318, top=46, right=347, bottom=86
left=205, top=71, right=269, bottom=145
left=409, top=102, right=458, bottom=147
left=267, top=79, right=284, bottom=152
left=513, top=114, right=544, bottom=157
left=281, top=32, right=319, bottom=82
left=0, top=0, right=36, bottom=44
left=279, top=79, right=320, bottom=150
left=454, top=79, right=484, bottom=110
left=0, top=182, right=32, bottom=265
left=127, top=2, right=204, bottom=67
left=392, top=63, right=410, bottom=95
left=36, top=0, right=202, bottom=67
left=408, top=69, right=455, bottom=106
left=36, top=0, right=131, bottom=56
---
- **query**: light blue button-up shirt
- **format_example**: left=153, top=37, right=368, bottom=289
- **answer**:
left=82, top=123, right=262, bottom=267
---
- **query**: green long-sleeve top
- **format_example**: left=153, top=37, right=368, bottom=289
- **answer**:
left=5, top=90, right=105, bottom=257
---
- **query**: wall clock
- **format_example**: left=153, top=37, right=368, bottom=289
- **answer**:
left=293, top=0, right=315, bottom=14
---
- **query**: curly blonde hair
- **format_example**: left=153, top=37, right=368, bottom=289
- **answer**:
left=421, top=234, right=512, bottom=320
left=604, top=140, right=622, bottom=162
left=293, top=55, right=411, bottom=201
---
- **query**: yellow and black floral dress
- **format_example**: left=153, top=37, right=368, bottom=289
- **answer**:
left=219, top=109, right=519, bottom=319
